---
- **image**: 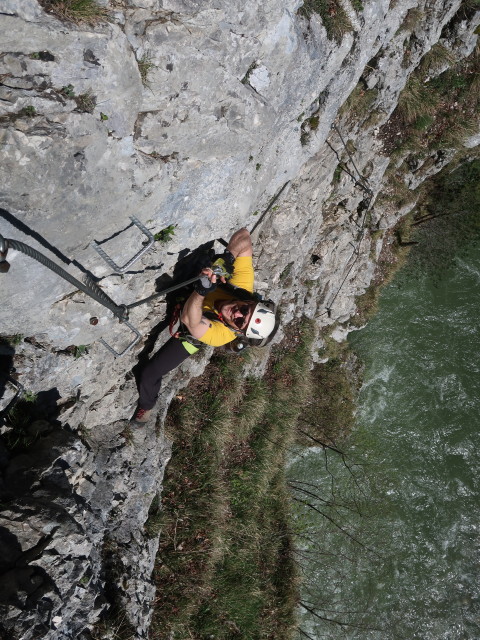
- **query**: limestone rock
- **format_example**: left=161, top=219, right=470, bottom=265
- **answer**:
left=0, top=0, right=479, bottom=636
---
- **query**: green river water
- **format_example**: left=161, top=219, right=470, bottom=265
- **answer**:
left=291, top=243, right=480, bottom=639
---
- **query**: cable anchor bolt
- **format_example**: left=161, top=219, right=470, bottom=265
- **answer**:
left=0, top=235, right=10, bottom=273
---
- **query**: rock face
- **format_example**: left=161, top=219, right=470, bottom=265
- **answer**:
left=0, top=0, right=478, bottom=637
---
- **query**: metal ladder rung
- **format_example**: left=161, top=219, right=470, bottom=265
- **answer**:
left=91, top=216, right=155, bottom=273
left=100, top=320, right=142, bottom=358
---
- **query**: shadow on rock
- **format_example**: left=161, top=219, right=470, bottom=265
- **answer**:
left=0, top=388, right=102, bottom=639
left=131, top=240, right=215, bottom=383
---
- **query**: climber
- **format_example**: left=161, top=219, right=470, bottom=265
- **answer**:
left=131, top=227, right=278, bottom=424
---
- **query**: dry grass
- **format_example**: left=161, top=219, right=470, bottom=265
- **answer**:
left=381, top=42, right=480, bottom=158
left=137, top=53, right=155, bottom=88
left=75, top=91, right=96, bottom=113
left=418, top=43, right=456, bottom=79
left=339, top=85, right=379, bottom=124
left=298, top=0, right=353, bottom=43
left=39, top=0, right=107, bottom=24
left=397, top=6, right=424, bottom=33
left=397, top=76, right=438, bottom=125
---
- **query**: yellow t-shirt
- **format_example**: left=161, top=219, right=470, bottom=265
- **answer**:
left=198, top=256, right=254, bottom=347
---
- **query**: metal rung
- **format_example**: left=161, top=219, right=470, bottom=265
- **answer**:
left=91, top=216, right=155, bottom=273
left=0, top=376, right=25, bottom=420
left=99, top=319, right=142, bottom=358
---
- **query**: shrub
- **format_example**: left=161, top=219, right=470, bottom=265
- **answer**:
left=75, top=91, right=96, bottom=113
left=154, top=224, right=177, bottom=244
left=407, top=158, right=480, bottom=280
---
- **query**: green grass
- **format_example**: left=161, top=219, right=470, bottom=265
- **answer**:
left=137, top=53, right=155, bottom=87
left=74, top=344, right=89, bottom=358
left=39, top=0, right=107, bottom=23
left=1, top=334, right=24, bottom=346
left=413, top=114, right=434, bottom=130
left=150, top=323, right=319, bottom=639
left=339, top=85, right=379, bottom=124
left=382, top=42, right=480, bottom=155
left=148, top=319, right=366, bottom=638
left=298, top=0, right=353, bottom=43
left=333, top=164, right=343, bottom=183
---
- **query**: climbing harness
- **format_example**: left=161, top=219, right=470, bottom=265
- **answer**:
left=321, top=123, right=375, bottom=317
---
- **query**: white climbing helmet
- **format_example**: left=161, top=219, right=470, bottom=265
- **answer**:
left=245, top=300, right=276, bottom=340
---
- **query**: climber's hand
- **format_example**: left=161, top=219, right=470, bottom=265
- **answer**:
left=193, top=268, right=225, bottom=296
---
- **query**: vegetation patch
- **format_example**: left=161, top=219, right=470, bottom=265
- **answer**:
left=150, top=322, right=320, bottom=639
left=74, top=344, right=89, bottom=358
left=1, top=334, right=24, bottom=346
left=39, top=0, right=107, bottom=24
left=241, top=61, right=258, bottom=85
left=137, top=53, right=155, bottom=88
left=339, top=84, right=379, bottom=125
left=280, top=261, right=294, bottom=282
left=298, top=0, right=353, bottom=43
left=418, top=43, right=455, bottom=78
left=154, top=224, right=177, bottom=244
left=75, top=91, right=96, bottom=113
left=145, top=494, right=162, bottom=538
left=297, top=338, right=358, bottom=447
left=91, top=539, right=136, bottom=640
left=19, top=105, right=36, bottom=118
left=406, top=158, right=480, bottom=280
left=300, top=114, right=320, bottom=145
left=380, top=42, right=480, bottom=155
left=351, top=216, right=414, bottom=327
left=396, top=6, right=424, bottom=34
left=2, top=392, right=53, bottom=453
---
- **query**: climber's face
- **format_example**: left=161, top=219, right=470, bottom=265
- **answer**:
left=216, top=299, right=255, bottom=332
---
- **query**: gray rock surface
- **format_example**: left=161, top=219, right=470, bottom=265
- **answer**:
left=0, top=0, right=479, bottom=637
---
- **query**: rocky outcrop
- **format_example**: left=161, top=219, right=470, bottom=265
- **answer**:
left=0, top=0, right=478, bottom=637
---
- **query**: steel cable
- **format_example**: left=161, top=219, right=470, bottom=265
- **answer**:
left=2, top=236, right=128, bottom=321
left=320, top=125, right=375, bottom=316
